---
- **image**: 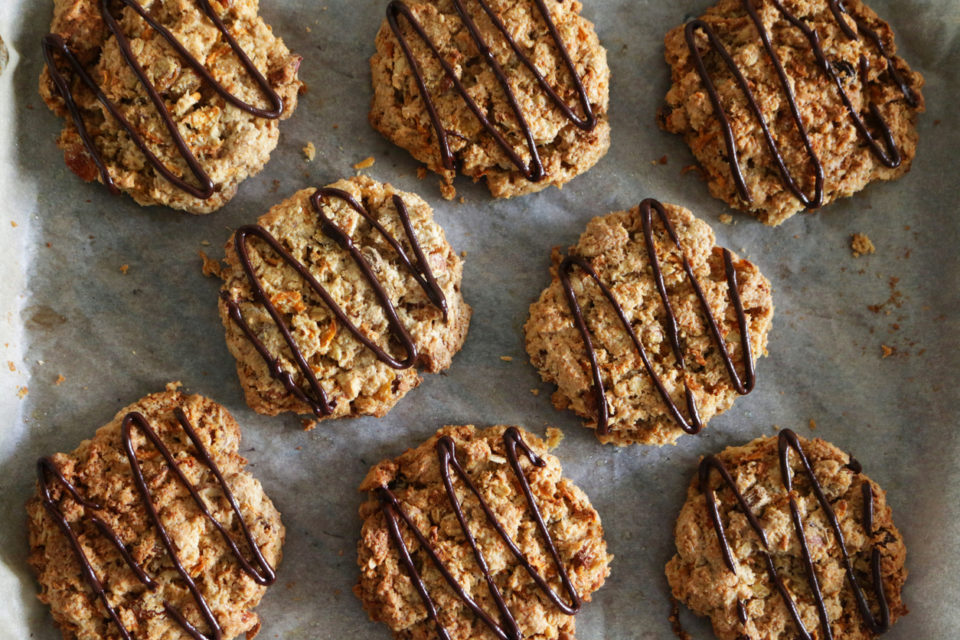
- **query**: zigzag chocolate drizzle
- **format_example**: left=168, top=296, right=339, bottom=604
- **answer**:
left=224, top=188, right=447, bottom=417
left=42, top=0, right=284, bottom=198
left=376, top=427, right=581, bottom=640
left=37, top=408, right=276, bottom=640
left=684, top=0, right=918, bottom=208
left=385, top=0, right=597, bottom=182
left=699, top=429, right=890, bottom=639
left=559, top=198, right=754, bottom=436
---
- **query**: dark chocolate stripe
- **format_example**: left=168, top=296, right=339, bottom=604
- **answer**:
left=377, top=427, right=581, bottom=640
left=683, top=0, right=918, bottom=207
left=385, top=0, right=596, bottom=182
left=42, top=0, right=284, bottom=199
left=37, top=407, right=276, bottom=640
left=225, top=188, right=447, bottom=417
left=559, top=198, right=754, bottom=436
left=699, top=429, right=891, bottom=638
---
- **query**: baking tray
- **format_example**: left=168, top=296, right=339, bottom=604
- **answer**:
left=0, top=0, right=958, bottom=637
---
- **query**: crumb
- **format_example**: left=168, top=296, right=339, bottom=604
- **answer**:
left=809, top=419, right=816, bottom=430
left=850, top=233, right=875, bottom=257
left=439, top=181, right=456, bottom=200
left=6, top=361, right=14, bottom=372
left=460, top=250, right=467, bottom=258
left=458, top=196, right=466, bottom=204
left=55, top=374, right=65, bottom=385
left=659, top=155, right=668, bottom=165
left=16, top=386, right=28, bottom=399
left=301, top=418, right=318, bottom=431
left=680, top=164, right=704, bottom=180
left=417, top=167, right=428, bottom=180
left=669, top=597, right=693, bottom=640
left=10, top=221, right=17, bottom=227
left=120, top=264, right=129, bottom=274
left=197, top=250, right=223, bottom=278
left=934, top=119, right=941, bottom=126
left=46, top=242, right=52, bottom=248
left=165, top=381, right=183, bottom=391
left=201, top=240, right=211, bottom=246
left=545, top=427, right=564, bottom=449
left=305, top=26, right=311, bottom=32
left=530, top=388, right=540, bottom=396
left=303, top=142, right=316, bottom=161
left=500, top=356, right=513, bottom=362
left=270, top=179, right=281, bottom=193
left=881, top=344, right=895, bottom=358
left=332, top=123, right=339, bottom=129
left=352, top=156, right=375, bottom=170
left=718, top=214, right=733, bottom=225
left=773, top=424, right=781, bottom=431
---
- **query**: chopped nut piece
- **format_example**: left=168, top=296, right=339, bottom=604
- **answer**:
left=352, top=156, right=375, bottom=170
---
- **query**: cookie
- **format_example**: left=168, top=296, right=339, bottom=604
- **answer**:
left=27, top=386, right=284, bottom=640
left=660, top=0, right=924, bottom=225
left=369, top=0, right=610, bottom=199
left=524, top=199, right=774, bottom=446
left=355, top=424, right=611, bottom=640
left=219, top=175, right=471, bottom=420
left=40, top=0, right=302, bottom=214
left=666, top=429, right=907, bottom=640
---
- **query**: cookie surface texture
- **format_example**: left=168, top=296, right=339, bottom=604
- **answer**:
left=355, top=424, right=611, bottom=640
left=666, top=430, right=908, bottom=640
left=27, top=387, right=284, bottom=640
left=219, top=175, right=471, bottom=420
left=370, top=0, right=610, bottom=199
left=524, top=200, right=774, bottom=446
left=40, top=0, right=302, bottom=213
left=660, top=0, right=924, bottom=225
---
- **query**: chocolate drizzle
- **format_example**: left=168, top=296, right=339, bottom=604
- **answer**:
left=699, top=429, right=890, bottom=639
left=683, top=0, right=918, bottom=208
left=385, top=0, right=596, bottom=181
left=37, top=408, right=276, bottom=640
left=42, top=0, right=284, bottom=198
left=558, top=198, right=754, bottom=436
left=225, top=188, right=447, bottom=417
left=376, top=427, right=581, bottom=640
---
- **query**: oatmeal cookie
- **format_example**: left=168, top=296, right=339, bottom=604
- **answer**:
left=666, top=429, right=907, bottom=640
left=355, top=424, right=611, bottom=640
left=524, top=199, right=774, bottom=446
left=219, top=175, right=471, bottom=420
left=40, top=0, right=302, bottom=213
left=27, top=387, right=284, bottom=640
left=369, top=0, right=610, bottom=199
left=660, top=0, right=924, bottom=225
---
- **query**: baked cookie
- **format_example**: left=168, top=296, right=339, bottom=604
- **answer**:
left=524, top=199, right=774, bottom=446
left=219, top=175, right=471, bottom=420
left=27, top=386, right=284, bottom=640
left=660, top=0, right=924, bottom=225
left=40, top=0, right=302, bottom=213
left=355, top=424, right=611, bottom=640
left=370, top=0, right=610, bottom=199
left=666, top=429, right=907, bottom=640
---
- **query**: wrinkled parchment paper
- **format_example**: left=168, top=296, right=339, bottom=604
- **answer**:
left=1, top=1, right=958, bottom=637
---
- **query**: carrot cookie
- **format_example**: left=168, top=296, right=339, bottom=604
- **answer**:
left=524, top=199, right=773, bottom=446
left=355, top=424, right=611, bottom=640
left=660, top=0, right=924, bottom=225
left=219, top=175, right=471, bottom=420
left=40, top=0, right=302, bottom=213
left=666, top=429, right=907, bottom=640
left=27, top=387, right=283, bottom=640
left=369, top=0, right=610, bottom=199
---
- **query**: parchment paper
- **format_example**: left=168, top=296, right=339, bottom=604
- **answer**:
left=1, top=1, right=958, bottom=638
